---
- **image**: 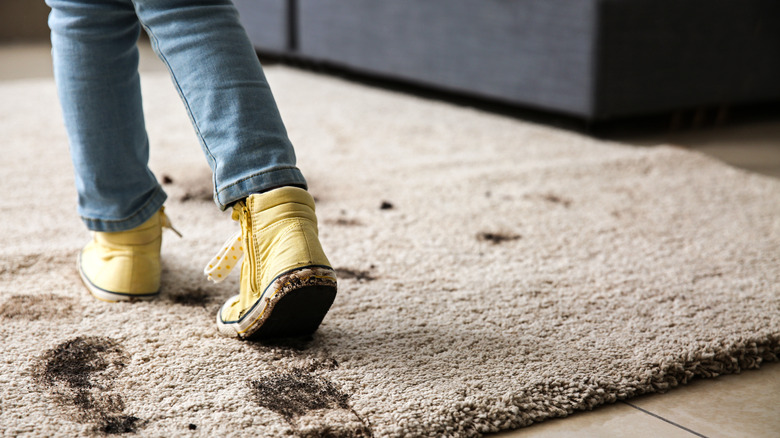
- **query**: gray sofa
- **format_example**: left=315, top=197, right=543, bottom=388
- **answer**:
left=233, top=0, right=780, bottom=121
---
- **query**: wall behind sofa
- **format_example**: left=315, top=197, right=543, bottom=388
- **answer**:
left=0, top=0, right=51, bottom=42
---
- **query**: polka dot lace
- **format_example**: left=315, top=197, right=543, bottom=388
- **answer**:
left=204, top=231, right=244, bottom=283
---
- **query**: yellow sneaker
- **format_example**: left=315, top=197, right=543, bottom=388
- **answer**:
left=206, top=187, right=337, bottom=340
left=78, top=208, right=179, bottom=302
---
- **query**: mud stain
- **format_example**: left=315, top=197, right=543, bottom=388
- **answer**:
left=100, top=416, right=141, bottom=435
left=250, top=369, right=372, bottom=436
left=533, top=193, right=572, bottom=208
left=162, top=170, right=213, bottom=203
left=324, top=218, right=363, bottom=227
left=180, top=187, right=213, bottom=203
left=35, top=336, right=141, bottom=434
left=0, top=294, right=78, bottom=321
left=335, top=267, right=377, bottom=282
left=477, top=232, right=522, bottom=244
left=167, top=286, right=211, bottom=307
left=249, top=337, right=369, bottom=435
left=176, top=173, right=214, bottom=203
left=250, top=368, right=349, bottom=419
left=300, top=356, right=340, bottom=373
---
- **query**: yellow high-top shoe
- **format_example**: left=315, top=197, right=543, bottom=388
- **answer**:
left=78, top=208, right=178, bottom=302
left=206, top=187, right=337, bottom=340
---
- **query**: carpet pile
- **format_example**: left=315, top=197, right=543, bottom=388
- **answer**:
left=0, top=68, right=778, bottom=437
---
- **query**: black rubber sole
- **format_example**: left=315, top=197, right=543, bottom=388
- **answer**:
left=246, top=285, right=337, bottom=340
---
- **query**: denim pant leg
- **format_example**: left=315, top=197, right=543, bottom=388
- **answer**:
left=47, top=0, right=167, bottom=232
left=132, top=0, right=307, bottom=209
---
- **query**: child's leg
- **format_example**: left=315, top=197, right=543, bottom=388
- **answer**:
left=47, top=0, right=166, bottom=232
left=132, top=0, right=307, bottom=209
left=131, top=0, right=335, bottom=338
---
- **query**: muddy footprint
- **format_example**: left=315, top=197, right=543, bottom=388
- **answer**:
left=336, top=267, right=377, bottom=282
left=166, top=286, right=211, bottom=308
left=250, top=368, right=372, bottom=437
left=0, top=294, right=78, bottom=321
left=477, top=232, right=522, bottom=244
left=35, top=336, right=141, bottom=434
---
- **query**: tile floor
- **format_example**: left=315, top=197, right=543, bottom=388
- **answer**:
left=501, top=362, right=780, bottom=438
left=1, top=41, right=778, bottom=438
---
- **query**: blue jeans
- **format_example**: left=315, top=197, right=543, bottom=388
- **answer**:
left=46, top=0, right=307, bottom=232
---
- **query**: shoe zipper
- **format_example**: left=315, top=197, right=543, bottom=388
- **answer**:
left=243, top=204, right=257, bottom=294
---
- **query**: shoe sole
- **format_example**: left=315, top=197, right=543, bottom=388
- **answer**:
left=77, top=253, right=160, bottom=303
left=217, top=266, right=337, bottom=340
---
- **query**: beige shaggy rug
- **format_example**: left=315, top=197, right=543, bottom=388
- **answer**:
left=0, top=67, right=778, bottom=437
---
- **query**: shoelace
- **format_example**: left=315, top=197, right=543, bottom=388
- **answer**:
left=162, top=207, right=238, bottom=284
left=160, top=208, right=182, bottom=238
left=204, top=231, right=244, bottom=283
